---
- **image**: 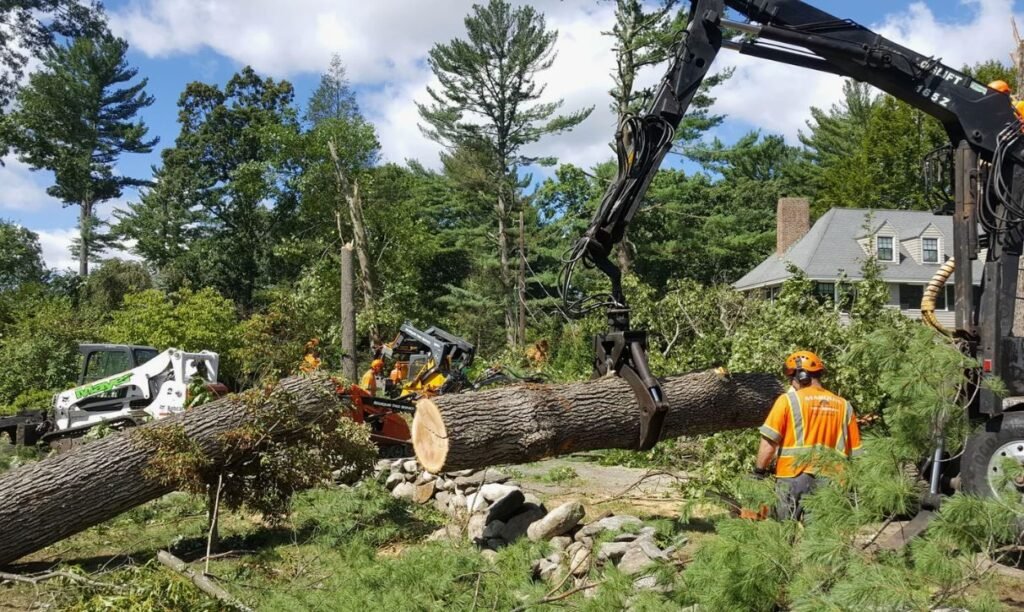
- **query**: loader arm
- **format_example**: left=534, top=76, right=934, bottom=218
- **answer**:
left=562, top=0, right=1024, bottom=450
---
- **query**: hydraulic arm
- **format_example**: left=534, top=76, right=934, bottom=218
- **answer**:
left=562, top=0, right=1024, bottom=449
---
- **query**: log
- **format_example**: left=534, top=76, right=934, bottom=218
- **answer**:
left=412, top=369, right=782, bottom=473
left=0, top=376, right=341, bottom=567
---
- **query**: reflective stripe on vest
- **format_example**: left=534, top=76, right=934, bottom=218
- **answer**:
left=786, top=390, right=804, bottom=446
left=835, top=400, right=853, bottom=454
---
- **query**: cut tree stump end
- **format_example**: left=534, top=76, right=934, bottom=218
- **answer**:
left=413, top=397, right=448, bottom=472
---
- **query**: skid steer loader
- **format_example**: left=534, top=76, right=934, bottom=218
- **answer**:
left=0, top=344, right=223, bottom=449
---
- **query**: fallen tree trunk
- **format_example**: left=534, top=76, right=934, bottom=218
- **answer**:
left=413, top=369, right=782, bottom=473
left=0, top=377, right=340, bottom=567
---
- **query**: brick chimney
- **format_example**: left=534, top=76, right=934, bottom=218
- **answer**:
left=776, top=197, right=810, bottom=256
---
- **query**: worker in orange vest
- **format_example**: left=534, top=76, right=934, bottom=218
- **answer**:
left=360, top=358, right=385, bottom=396
left=754, top=350, right=863, bottom=520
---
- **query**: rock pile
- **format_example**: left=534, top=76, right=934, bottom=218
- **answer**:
left=379, top=459, right=680, bottom=589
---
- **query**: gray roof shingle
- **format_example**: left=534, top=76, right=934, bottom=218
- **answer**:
left=733, top=208, right=983, bottom=290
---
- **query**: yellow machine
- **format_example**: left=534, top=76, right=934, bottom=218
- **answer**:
left=379, top=322, right=475, bottom=400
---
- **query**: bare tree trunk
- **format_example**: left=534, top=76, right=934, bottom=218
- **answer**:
left=617, top=232, right=633, bottom=275
left=328, top=137, right=378, bottom=344
left=412, top=369, right=782, bottom=473
left=518, top=210, right=527, bottom=347
left=0, top=377, right=343, bottom=567
left=341, top=242, right=357, bottom=382
left=497, top=192, right=516, bottom=348
left=78, top=199, right=92, bottom=277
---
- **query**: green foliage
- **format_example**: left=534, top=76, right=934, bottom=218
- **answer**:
left=55, top=562, right=221, bottom=612
left=539, top=465, right=579, bottom=483
left=104, top=287, right=239, bottom=378
left=5, top=32, right=156, bottom=275
left=0, top=291, right=97, bottom=404
left=136, top=376, right=378, bottom=521
left=0, top=220, right=46, bottom=291
left=0, top=0, right=106, bottom=121
left=0, top=388, right=56, bottom=416
left=80, top=258, right=153, bottom=312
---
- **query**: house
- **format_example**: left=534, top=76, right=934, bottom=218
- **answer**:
left=733, top=198, right=983, bottom=327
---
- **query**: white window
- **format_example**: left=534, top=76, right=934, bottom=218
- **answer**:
left=923, top=237, right=939, bottom=263
left=877, top=236, right=895, bottom=262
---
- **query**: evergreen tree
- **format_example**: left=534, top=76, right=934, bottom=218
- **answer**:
left=418, top=0, right=593, bottom=347
left=0, top=0, right=106, bottom=132
left=305, top=54, right=360, bottom=126
left=5, top=33, right=157, bottom=276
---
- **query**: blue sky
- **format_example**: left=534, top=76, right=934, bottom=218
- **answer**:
left=2, top=0, right=1022, bottom=269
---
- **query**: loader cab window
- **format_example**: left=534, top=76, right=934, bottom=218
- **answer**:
left=82, top=350, right=132, bottom=384
left=133, top=348, right=159, bottom=366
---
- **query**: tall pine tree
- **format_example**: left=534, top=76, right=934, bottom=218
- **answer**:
left=6, top=33, right=156, bottom=276
left=418, top=0, right=593, bottom=348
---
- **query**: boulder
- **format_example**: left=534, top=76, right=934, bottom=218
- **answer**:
left=500, top=504, right=546, bottom=542
left=402, top=460, right=419, bottom=473
left=415, top=471, right=436, bottom=485
left=466, top=492, right=489, bottom=514
left=550, top=536, right=572, bottom=552
left=528, top=501, right=585, bottom=542
left=617, top=546, right=655, bottom=576
left=485, top=490, right=525, bottom=523
left=597, top=541, right=631, bottom=563
left=427, top=525, right=461, bottom=542
left=612, top=526, right=656, bottom=543
left=576, top=515, right=642, bottom=541
left=468, top=514, right=487, bottom=541
left=569, top=545, right=592, bottom=577
left=447, top=469, right=476, bottom=477
left=392, top=481, right=417, bottom=500
left=480, top=483, right=519, bottom=502
left=385, top=472, right=407, bottom=490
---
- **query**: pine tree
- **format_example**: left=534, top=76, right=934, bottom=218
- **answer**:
left=0, top=0, right=106, bottom=130
left=418, top=0, right=593, bottom=348
left=5, top=33, right=157, bottom=276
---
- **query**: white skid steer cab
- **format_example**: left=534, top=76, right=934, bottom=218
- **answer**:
left=0, top=344, right=224, bottom=449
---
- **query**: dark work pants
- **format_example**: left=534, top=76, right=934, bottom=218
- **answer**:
left=776, top=473, right=820, bottom=521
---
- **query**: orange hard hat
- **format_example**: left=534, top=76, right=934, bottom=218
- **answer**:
left=371, top=358, right=385, bottom=370
left=1015, top=100, right=1024, bottom=116
left=989, top=80, right=1012, bottom=94
left=784, top=350, right=824, bottom=376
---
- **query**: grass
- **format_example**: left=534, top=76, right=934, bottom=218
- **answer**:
left=539, top=466, right=579, bottom=484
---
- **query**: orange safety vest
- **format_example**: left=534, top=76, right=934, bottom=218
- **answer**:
left=759, top=386, right=863, bottom=478
left=360, top=369, right=378, bottom=396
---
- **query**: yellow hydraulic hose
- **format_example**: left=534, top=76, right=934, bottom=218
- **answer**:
left=921, top=258, right=956, bottom=337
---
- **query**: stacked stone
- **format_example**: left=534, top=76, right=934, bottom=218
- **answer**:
left=378, top=458, right=678, bottom=591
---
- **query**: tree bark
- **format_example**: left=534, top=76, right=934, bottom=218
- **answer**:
left=340, top=242, right=357, bottom=382
left=412, top=369, right=782, bottom=473
left=517, top=210, right=527, bottom=347
left=328, top=137, right=378, bottom=344
left=78, top=199, right=92, bottom=277
left=496, top=192, right=516, bottom=348
left=0, top=377, right=341, bottom=567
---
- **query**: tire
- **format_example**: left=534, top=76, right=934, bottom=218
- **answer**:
left=961, top=411, right=1024, bottom=502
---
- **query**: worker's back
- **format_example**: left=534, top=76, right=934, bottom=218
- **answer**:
left=762, top=385, right=861, bottom=478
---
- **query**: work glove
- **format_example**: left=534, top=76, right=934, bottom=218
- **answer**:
left=751, top=466, right=771, bottom=480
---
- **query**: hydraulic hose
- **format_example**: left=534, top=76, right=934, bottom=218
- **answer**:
left=921, top=258, right=956, bottom=337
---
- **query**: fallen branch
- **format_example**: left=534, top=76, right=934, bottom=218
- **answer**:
left=157, top=550, right=253, bottom=612
left=0, top=569, right=119, bottom=590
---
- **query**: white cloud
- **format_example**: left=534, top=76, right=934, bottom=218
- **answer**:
left=0, top=156, right=60, bottom=212
left=110, top=0, right=1023, bottom=168
left=34, top=227, right=79, bottom=271
left=712, top=0, right=1024, bottom=142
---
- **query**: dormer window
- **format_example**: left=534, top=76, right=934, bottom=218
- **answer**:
left=923, top=237, right=939, bottom=263
left=877, top=236, right=895, bottom=262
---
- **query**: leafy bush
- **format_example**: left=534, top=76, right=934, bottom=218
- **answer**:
left=0, top=388, right=56, bottom=416
left=0, top=292, right=98, bottom=404
left=105, top=287, right=240, bottom=381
